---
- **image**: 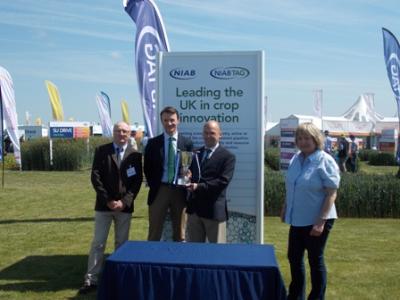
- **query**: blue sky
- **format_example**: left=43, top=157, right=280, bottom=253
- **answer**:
left=1, top=0, right=400, bottom=125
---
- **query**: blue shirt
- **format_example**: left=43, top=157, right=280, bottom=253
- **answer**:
left=285, top=149, right=340, bottom=226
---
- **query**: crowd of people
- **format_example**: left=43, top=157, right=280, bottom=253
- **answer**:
left=323, top=130, right=359, bottom=172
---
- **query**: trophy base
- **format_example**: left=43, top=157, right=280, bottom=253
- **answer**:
left=176, top=178, right=190, bottom=186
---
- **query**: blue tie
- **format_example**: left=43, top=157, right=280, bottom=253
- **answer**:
left=201, top=149, right=211, bottom=166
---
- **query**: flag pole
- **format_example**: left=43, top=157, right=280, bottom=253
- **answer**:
left=0, top=85, right=5, bottom=188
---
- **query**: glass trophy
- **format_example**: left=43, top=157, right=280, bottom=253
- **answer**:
left=176, top=151, right=193, bottom=186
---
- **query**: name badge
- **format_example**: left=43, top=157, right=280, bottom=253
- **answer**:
left=127, top=166, right=136, bottom=177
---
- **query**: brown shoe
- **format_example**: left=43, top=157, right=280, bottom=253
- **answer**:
left=78, top=282, right=97, bottom=295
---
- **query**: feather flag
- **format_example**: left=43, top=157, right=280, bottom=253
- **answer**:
left=0, top=66, right=21, bottom=166
left=25, top=111, right=31, bottom=125
left=313, top=89, right=323, bottom=119
left=121, top=100, right=130, bottom=124
left=124, top=0, right=170, bottom=137
left=96, top=92, right=113, bottom=137
left=382, top=28, right=400, bottom=118
left=382, top=28, right=400, bottom=163
left=45, top=80, right=64, bottom=121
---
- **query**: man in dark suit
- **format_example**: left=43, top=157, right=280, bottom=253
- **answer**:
left=186, top=121, right=236, bottom=243
left=79, top=121, right=143, bottom=294
left=144, top=106, right=193, bottom=242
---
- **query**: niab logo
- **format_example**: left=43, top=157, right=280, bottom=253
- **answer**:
left=169, top=68, right=196, bottom=80
left=210, top=67, right=250, bottom=80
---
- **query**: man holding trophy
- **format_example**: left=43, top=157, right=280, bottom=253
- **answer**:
left=186, top=121, right=236, bottom=243
left=144, top=106, right=193, bottom=242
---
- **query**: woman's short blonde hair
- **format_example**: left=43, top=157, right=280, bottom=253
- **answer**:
left=295, top=122, right=324, bottom=150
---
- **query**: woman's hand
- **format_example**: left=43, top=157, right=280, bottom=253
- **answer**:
left=310, top=218, right=325, bottom=236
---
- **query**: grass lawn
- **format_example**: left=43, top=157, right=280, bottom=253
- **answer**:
left=0, top=170, right=399, bottom=299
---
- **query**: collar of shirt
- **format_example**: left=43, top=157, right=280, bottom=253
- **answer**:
left=205, top=143, right=219, bottom=158
left=113, top=143, right=127, bottom=154
left=297, top=149, right=319, bottom=165
left=164, top=132, right=178, bottom=144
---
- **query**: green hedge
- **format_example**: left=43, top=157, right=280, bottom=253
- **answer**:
left=21, top=137, right=112, bottom=171
left=264, top=170, right=400, bottom=218
left=265, top=147, right=280, bottom=171
left=0, top=153, right=19, bottom=170
left=358, top=149, right=378, bottom=161
left=369, top=152, right=397, bottom=166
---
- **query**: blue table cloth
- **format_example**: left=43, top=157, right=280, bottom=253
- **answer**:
left=98, top=241, right=286, bottom=300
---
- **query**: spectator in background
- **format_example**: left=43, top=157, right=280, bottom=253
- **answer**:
left=323, top=130, right=333, bottom=155
left=129, top=130, right=138, bottom=151
left=281, top=122, right=340, bottom=300
left=348, top=134, right=358, bottom=173
left=337, top=134, right=349, bottom=172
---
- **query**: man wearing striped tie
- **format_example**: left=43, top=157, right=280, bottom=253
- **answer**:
left=144, top=106, right=193, bottom=242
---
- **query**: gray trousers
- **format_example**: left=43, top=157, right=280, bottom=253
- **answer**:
left=187, top=213, right=226, bottom=243
left=84, top=211, right=132, bottom=284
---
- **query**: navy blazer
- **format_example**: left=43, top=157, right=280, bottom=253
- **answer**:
left=91, top=143, right=143, bottom=213
left=144, top=133, right=193, bottom=205
left=187, top=145, right=236, bottom=221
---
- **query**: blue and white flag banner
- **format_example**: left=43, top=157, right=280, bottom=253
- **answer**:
left=382, top=28, right=400, bottom=162
left=0, top=66, right=21, bottom=166
left=96, top=92, right=113, bottom=137
left=382, top=28, right=400, bottom=118
left=124, top=0, right=170, bottom=137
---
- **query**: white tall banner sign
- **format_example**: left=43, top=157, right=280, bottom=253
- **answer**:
left=158, top=51, right=265, bottom=243
left=0, top=66, right=21, bottom=166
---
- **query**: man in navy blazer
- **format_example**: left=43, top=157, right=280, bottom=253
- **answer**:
left=144, top=106, right=193, bottom=241
left=79, top=121, right=143, bottom=294
left=186, top=121, right=236, bottom=243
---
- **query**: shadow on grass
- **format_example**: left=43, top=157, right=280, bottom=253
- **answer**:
left=0, top=215, right=144, bottom=225
left=0, top=255, right=88, bottom=292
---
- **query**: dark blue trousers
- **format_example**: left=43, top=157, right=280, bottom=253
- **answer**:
left=287, top=219, right=334, bottom=300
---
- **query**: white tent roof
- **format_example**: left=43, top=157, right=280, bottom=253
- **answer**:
left=341, top=93, right=384, bottom=123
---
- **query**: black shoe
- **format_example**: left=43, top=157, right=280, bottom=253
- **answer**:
left=78, top=282, right=97, bottom=295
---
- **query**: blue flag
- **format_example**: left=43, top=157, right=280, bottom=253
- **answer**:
left=382, top=28, right=400, bottom=163
left=124, top=0, right=170, bottom=138
left=101, top=91, right=112, bottom=118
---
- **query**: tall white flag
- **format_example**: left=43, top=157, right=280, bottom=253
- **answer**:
left=0, top=66, right=21, bottom=166
left=313, top=89, right=323, bottom=119
left=96, top=92, right=113, bottom=137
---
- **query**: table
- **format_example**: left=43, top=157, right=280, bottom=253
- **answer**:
left=98, top=241, right=286, bottom=300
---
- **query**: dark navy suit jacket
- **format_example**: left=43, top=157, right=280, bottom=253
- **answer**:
left=187, top=145, right=236, bottom=221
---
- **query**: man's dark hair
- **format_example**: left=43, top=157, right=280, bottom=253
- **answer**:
left=160, top=106, right=179, bottom=119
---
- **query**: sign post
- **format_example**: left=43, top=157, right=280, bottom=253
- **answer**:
left=158, top=51, right=265, bottom=243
